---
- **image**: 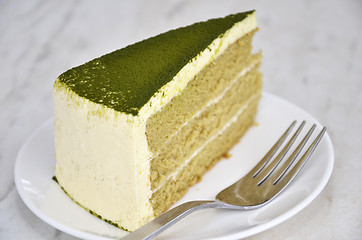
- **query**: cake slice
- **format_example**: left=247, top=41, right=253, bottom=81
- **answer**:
left=53, top=10, right=262, bottom=231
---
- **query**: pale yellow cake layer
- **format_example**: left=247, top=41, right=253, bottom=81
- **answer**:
left=150, top=94, right=261, bottom=216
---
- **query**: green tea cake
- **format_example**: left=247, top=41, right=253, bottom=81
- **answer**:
left=53, top=10, right=262, bottom=231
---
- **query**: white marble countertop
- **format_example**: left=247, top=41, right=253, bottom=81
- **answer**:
left=1, top=0, right=361, bottom=239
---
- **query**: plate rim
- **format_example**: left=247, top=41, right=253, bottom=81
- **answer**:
left=14, top=92, right=334, bottom=240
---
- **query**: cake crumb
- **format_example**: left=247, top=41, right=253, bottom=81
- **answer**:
left=223, top=152, right=232, bottom=159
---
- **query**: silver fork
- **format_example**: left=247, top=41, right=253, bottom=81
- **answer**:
left=122, top=121, right=326, bottom=240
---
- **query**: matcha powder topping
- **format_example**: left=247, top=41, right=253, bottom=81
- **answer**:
left=58, top=11, right=254, bottom=115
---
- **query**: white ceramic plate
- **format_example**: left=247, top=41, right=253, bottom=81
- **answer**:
left=15, top=92, right=334, bottom=240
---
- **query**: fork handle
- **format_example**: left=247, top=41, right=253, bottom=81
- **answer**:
left=121, top=200, right=222, bottom=240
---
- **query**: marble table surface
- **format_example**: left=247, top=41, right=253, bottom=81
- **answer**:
left=1, top=0, right=361, bottom=239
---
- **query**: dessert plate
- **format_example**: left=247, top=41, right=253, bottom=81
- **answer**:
left=14, top=92, right=334, bottom=240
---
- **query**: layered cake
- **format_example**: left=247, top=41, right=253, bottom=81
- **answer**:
left=53, top=10, right=262, bottom=231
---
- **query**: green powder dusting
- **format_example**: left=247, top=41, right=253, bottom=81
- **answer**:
left=58, top=11, right=254, bottom=115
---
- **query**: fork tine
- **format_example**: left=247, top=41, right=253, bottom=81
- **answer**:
left=256, top=121, right=306, bottom=185
left=271, top=124, right=316, bottom=184
left=250, top=121, right=297, bottom=178
left=273, top=126, right=327, bottom=188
